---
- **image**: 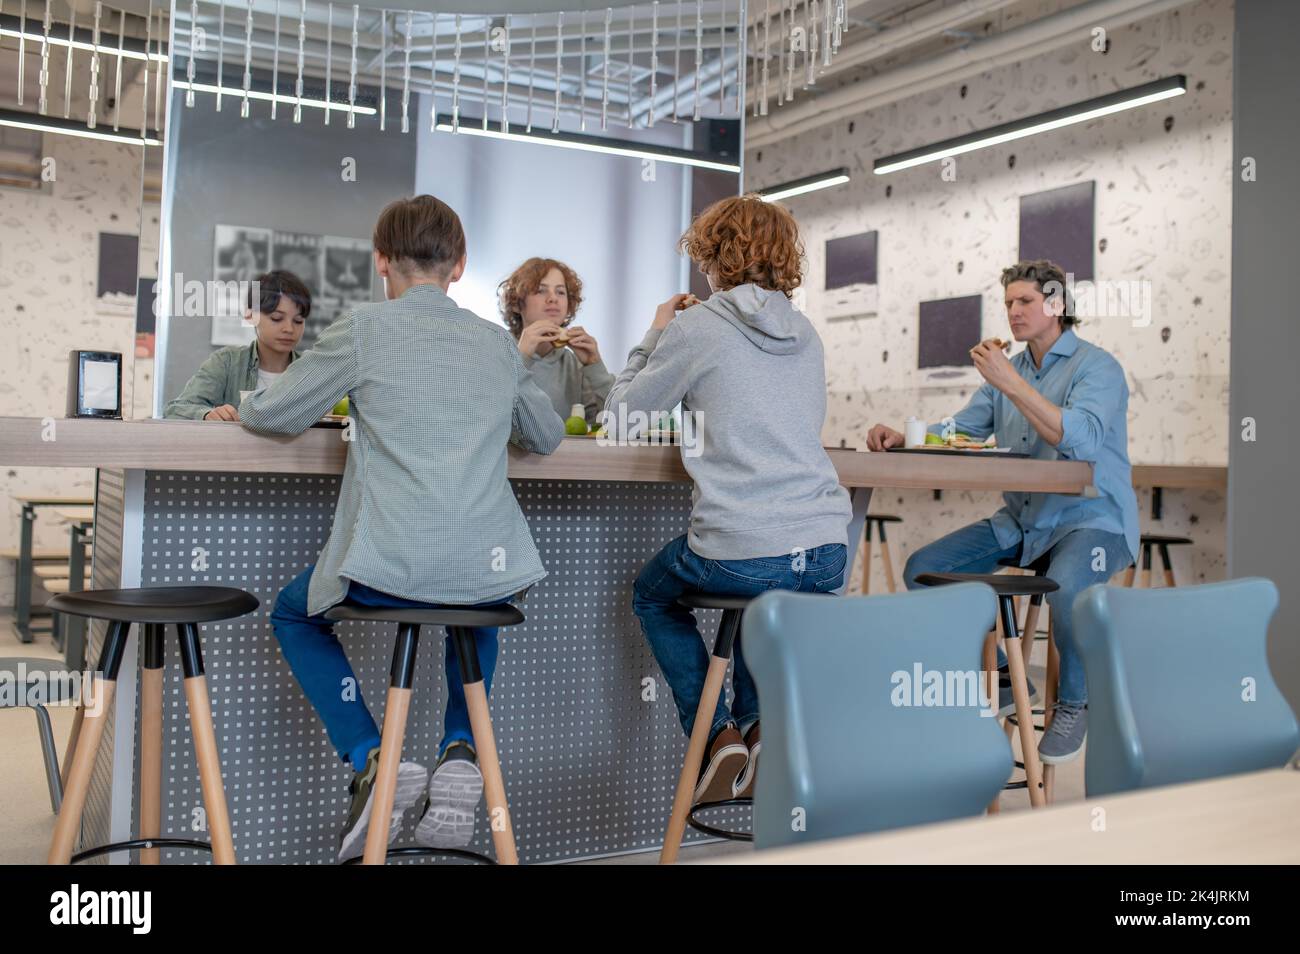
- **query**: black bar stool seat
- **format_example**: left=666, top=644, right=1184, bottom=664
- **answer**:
left=676, top=592, right=752, bottom=612
left=915, top=572, right=1058, bottom=598
left=49, top=586, right=258, bottom=624
left=44, top=586, right=258, bottom=865
left=1139, top=534, right=1193, bottom=546
left=324, top=601, right=524, bottom=865
left=325, top=603, right=524, bottom=628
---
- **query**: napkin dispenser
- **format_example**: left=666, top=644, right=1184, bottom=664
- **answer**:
left=66, top=350, right=123, bottom=419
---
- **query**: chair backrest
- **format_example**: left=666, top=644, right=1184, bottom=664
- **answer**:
left=742, top=584, right=1012, bottom=851
left=1074, top=578, right=1300, bottom=797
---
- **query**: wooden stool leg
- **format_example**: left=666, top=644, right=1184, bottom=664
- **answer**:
left=49, top=620, right=129, bottom=865
left=983, top=630, right=1001, bottom=815
left=1000, top=600, right=1045, bottom=808
left=363, top=622, right=419, bottom=865
left=1160, top=544, right=1177, bottom=588
left=139, top=624, right=165, bottom=865
left=860, top=521, right=873, bottom=594
left=878, top=525, right=898, bottom=594
left=464, top=681, right=516, bottom=865
left=451, top=625, right=518, bottom=866
left=1123, top=565, right=1135, bottom=587
left=1043, top=617, right=1060, bottom=804
left=60, top=705, right=85, bottom=791
left=661, top=608, right=741, bottom=864
left=177, top=623, right=236, bottom=865
left=1138, top=544, right=1152, bottom=588
left=1020, top=597, right=1042, bottom=669
left=661, top=655, right=730, bottom=861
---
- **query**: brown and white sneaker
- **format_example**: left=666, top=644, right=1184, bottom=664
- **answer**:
left=733, top=722, right=761, bottom=798
left=693, top=724, right=748, bottom=806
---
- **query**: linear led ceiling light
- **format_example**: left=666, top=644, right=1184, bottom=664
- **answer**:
left=873, top=75, right=1187, bottom=175
left=433, top=115, right=741, bottom=173
left=756, top=167, right=851, bottom=201
left=0, top=107, right=161, bottom=145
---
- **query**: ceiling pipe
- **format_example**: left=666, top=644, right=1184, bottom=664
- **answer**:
left=746, top=0, right=1193, bottom=147
left=743, top=0, right=1018, bottom=98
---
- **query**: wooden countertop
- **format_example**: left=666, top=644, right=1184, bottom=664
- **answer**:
left=1131, top=464, right=1228, bottom=490
left=712, top=768, right=1300, bottom=865
left=1, top=416, right=1095, bottom=492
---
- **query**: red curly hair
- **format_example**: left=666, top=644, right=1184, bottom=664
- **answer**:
left=498, top=257, right=584, bottom=339
left=678, top=193, right=804, bottom=295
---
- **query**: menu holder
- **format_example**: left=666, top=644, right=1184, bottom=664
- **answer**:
left=66, top=350, right=123, bottom=419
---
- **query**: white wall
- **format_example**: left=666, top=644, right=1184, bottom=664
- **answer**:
left=0, top=134, right=156, bottom=604
left=750, top=0, right=1234, bottom=588
left=414, top=92, right=691, bottom=368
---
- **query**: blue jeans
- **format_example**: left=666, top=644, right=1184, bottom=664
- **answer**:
left=902, top=521, right=1131, bottom=706
left=270, top=564, right=504, bottom=767
left=633, top=535, right=848, bottom=739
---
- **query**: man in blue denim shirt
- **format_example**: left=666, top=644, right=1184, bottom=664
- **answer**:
left=868, top=260, right=1139, bottom=763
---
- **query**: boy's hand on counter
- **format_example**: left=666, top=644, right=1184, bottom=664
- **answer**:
left=866, top=423, right=904, bottom=452
left=518, top=321, right=564, bottom=358
left=565, top=325, right=602, bottom=366
left=652, top=293, right=696, bottom=331
left=204, top=404, right=241, bottom=422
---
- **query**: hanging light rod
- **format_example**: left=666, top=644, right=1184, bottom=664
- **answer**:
left=874, top=75, right=1187, bottom=175
left=0, top=14, right=166, bottom=62
left=0, top=107, right=161, bottom=145
left=432, top=113, right=741, bottom=173
left=755, top=167, right=850, bottom=202
left=176, top=80, right=379, bottom=115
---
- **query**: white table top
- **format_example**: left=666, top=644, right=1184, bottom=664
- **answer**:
left=712, top=768, right=1300, bottom=864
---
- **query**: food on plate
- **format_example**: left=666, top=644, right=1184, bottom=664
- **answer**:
left=946, top=433, right=997, bottom=449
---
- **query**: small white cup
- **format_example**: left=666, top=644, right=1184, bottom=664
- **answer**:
left=904, top=417, right=927, bottom=448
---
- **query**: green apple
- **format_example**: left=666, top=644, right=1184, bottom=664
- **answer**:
left=332, top=397, right=349, bottom=417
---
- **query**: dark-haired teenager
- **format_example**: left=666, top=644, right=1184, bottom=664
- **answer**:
left=165, top=270, right=314, bottom=421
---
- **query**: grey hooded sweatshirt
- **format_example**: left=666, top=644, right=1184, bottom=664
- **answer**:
left=604, top=283, right=851, bottom=560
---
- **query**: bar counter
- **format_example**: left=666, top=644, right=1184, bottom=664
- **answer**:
left=1, top=416, right=1094, bottom=864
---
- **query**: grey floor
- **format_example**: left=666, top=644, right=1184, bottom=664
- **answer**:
left=0, top=614, right=1084, bottom=865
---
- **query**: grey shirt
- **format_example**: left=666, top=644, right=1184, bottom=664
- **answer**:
left=604, top=284, right=851, bottom=561
left=521, top=346, right=615, bottom=426
left=240, top=283, right=565, bottom=615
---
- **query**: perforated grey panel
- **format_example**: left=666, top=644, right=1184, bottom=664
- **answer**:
left=132, top=472, right=747, bottom=864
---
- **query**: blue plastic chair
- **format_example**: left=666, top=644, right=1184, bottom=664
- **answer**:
left=1074, top=578, right=1300, bottom=798
left=742, top=584, right=1013, bottom=851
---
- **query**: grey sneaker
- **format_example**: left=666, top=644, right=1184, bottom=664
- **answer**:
left=998, top=673, right=1038, bottom=718
left=338, top=748, right=428, bottom=862
left=414, top=742, right=484, bottom=850
left=1039, top=703, right=1087, bottom=764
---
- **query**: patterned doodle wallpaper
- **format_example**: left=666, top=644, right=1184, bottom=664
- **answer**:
left=749, top=0, right=1233, bottom=588
left=0, top=134, right=158, bottom=600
